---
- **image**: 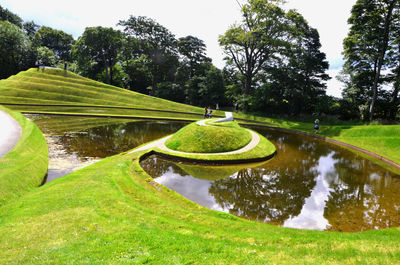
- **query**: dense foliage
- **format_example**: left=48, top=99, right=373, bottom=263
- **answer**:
left=341, top=0, right=400, bottom=121
left=0, top=1, right=398, bottom=121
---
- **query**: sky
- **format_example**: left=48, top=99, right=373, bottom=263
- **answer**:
left=1, top=0, right=357, bottom=97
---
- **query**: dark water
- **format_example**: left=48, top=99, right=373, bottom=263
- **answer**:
left=26, top=115, right=400, bottom=232
left=140, top=127, right=400, bottom=232
left=25, top=115, right=186, bottom=182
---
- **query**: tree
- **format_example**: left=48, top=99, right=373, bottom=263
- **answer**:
left=35, top=26, right=75, bottom=62
left=177, top=35, right=211, bottom=78
left=23, top=21, right=40, bottom=37
left=119, top=16, right=178, bottom=95
left=198, top=66, right=226, bottom=107
left=72, top=26, right=123, bottom=85
left=37, top=46, right=57, bottom=67
left=219, top=0, right=288, bottom=100
left=267, top=10, right=330, bottom=114
left=0, top=20, right=29, bottom=78
left=343, top=0, right=399, bottom=121
left=0, top=5, right=22, bottom=28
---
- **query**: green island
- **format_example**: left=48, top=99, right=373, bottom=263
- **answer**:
left=165, top=120, right=253, bottom=153
left=0, top=69, right=399, bottom=264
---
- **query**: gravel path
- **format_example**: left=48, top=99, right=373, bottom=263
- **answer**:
left=0, top=110, right=22, bottom=158
left=131, top=119, right=260, bottom=155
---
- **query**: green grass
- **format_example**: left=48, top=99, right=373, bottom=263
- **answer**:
left=165, top=120, right=252, bottom=153
left=159, top=128, right=276, bottom=163
left=0, top=106, right=48, bottom=207
left=0, top=68, right=205, bottom=114
left=0, top=150, right=399, bottom=264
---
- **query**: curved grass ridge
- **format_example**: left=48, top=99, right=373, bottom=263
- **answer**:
left=158, top=129, right=276, bottom=164
left=0, top=68, right=203, bottom=114
left=165, top=121, right=252, bottom=153
left=0, top=106, right=48, bottom=207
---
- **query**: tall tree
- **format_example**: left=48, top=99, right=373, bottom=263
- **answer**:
left=35, top=26, right=75, bottom=61
left=177, top=35, right=211, bottom=77
left=0, top=20, right=29, bottom=78
left=72, top=26, right=123, bottom=85
left=118, top=16, right=178, bottom=95
left=219, top=0, right=288, bottom=101
left=0, top=5, right=22, bottom=28
left=343, top=0, right=399, bottom=121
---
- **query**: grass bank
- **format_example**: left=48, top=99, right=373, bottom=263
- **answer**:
left=0, top=149, right=399, bottom=264
left=0, top=106, right=48, bottom=206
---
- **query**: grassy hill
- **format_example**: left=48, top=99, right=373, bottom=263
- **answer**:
left=0, top=68, right=203, bottom=115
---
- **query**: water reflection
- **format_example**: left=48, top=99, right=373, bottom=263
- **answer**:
left=141, top=128, right=400, bottom=232
left=25, top=115, right=185, bottom=182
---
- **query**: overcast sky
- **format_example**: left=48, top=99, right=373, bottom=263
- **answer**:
left=1, top=0, right=356, bottom=97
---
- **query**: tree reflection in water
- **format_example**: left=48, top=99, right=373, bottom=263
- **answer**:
left=142, top=128, right=400, bottom=232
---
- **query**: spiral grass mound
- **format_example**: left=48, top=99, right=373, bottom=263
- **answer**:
left=155, top=119, right=276, bottom=164
left=165, top=120, right=252, bottom=153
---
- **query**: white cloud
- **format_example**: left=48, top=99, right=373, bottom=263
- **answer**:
left=326, top=69, right=343, bottom=98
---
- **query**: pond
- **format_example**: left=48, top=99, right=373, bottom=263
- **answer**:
left=26, top=115, right=400, bottom=232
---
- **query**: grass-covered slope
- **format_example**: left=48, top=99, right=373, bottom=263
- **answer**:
left=165, top=120, right=252, bottom=153
left=0, top=150, right=399, bottom=264
left=0, top=68, right=203, bottom=114
left=0, top=106, right=48, bottom=206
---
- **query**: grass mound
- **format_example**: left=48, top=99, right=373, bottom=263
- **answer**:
left=0, top=106, right=48, bottom=206
left=165, top=120, right=252, bottom=153
left=0, top=68, right=202, bottom=114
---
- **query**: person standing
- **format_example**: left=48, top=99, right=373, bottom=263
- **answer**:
left=208, top=108, right=212, bottom=118
left=314, top=119, right=320, bottom=134
left=204, top=106, right=208, bottom=118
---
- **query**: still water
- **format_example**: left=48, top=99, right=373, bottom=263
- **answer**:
left=26, top=115, right=400, bottom=232
left=25, top=115, right=186, bottom=182
left=140, top=127, right=400, bottom=232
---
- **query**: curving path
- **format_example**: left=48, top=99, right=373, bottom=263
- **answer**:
left=0, top=110, right=22, bottom=158
left=131, top=119, right=260, bottom=155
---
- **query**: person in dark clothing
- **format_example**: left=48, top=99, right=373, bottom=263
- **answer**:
left=204, top=107, right=208, bottom=118
left=314, top=119, right=320, bottom=134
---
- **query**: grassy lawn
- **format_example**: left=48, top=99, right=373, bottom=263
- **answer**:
left=0, top=106, right=48, bottom=207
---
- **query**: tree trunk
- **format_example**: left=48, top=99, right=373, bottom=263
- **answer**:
left=102, top=53, right=110, bottom=84
left=389, top=65, right=400, bottom=120
left=369, top=1, right=395, bottom=121
left=109, top=59, right=113, bottom=86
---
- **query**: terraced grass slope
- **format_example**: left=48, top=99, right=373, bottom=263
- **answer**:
left=0, top=68, right=203, bottom=114
left=0, top=106, right=48, bottom=206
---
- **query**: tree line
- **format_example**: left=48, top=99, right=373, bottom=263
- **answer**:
left=0, top=0, right=399, bottom=121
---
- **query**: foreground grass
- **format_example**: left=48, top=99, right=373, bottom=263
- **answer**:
left=0, top=106, right=48, bottom=206
left=0, top=150, right=399, bottom=264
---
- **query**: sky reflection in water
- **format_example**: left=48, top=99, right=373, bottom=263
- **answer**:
left=25, top=115, right=400, bottom=232
left=141, top=127, right=400, bottom=232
